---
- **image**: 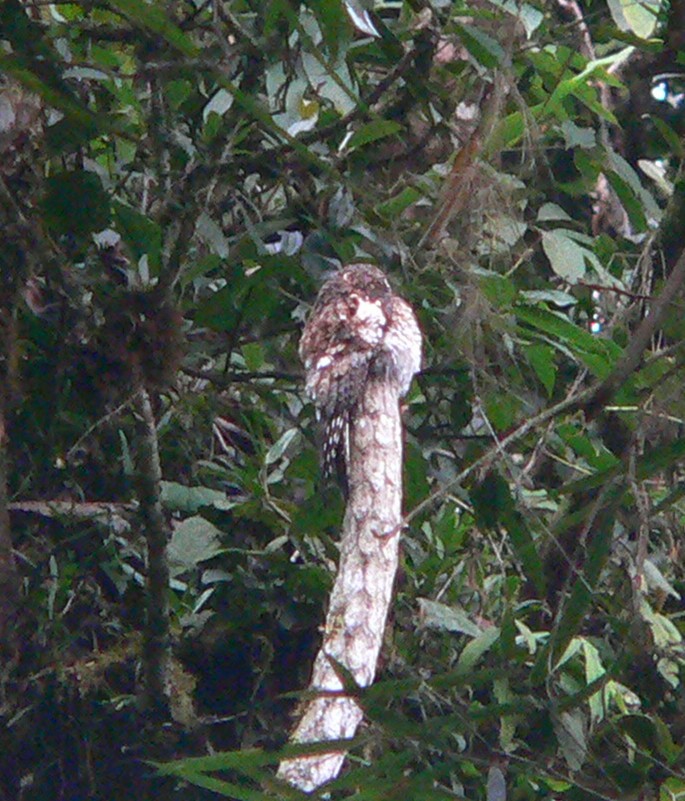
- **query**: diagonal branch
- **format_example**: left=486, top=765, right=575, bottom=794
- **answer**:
left=408, top=241, right=685, bottom=523
left=584, top=243, right=685, bottom=418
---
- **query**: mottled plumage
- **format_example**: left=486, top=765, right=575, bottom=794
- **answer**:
left=299, top=263, right=421, bottom=490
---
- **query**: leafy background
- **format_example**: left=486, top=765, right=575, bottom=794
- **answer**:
left=1, top=0, right=685, bottom=799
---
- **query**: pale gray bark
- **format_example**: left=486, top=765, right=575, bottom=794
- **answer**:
left=277, top=378, right=403, bottom=791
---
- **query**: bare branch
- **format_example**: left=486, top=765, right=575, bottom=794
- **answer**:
left=277, top=378, right=404, bottom=791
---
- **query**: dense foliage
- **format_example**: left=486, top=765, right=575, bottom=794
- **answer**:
left=1, top=0, right=685, bottom=799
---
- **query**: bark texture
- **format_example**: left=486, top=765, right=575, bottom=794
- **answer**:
left=277, top=378, right=403, bottom=791
left=0, top=402, right=20, bottom=652
left=135, top=384, right=172, bottom=717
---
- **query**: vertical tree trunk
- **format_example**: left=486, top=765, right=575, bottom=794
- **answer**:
left=0, top=400, right=20, bottom=652
left=135, top=384, right=172, bottom=717
left=277, top=378, right=403, bottom=791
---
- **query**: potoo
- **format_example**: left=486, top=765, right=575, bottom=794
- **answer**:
left=299, top=263, right=421, bottom=491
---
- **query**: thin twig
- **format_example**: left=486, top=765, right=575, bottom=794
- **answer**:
left=407, top=242, right=685, bottom=522
left=404, top=387, right=590, bottom=526
left=182, top=366, right=301, bottom=386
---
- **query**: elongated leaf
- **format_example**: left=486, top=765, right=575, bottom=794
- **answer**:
left=168, top=517, right=224, bottom=571
left=42, top=170, right=111, bottom=240
left=582, top=639, right=606, bottom=724
left=265, top=428, right=299, bottom=465
left=525, top=343, right=557, bottom=396
left=377, top=186, right=423, bottom=218
left=652, top=116, right=684, bottom=157
left=418, top=598, right=482, bottom=637
left=454, top=24, right=505, bottom=68
left=346, top=119, right=402, bottom=151
left=515, top=305, right=620, bottom=377
left=607, top=0, right=662, bottom=38
left=472, top=472, right=546, bottom=594
left=113, top=202, right=162, bottom=269
left=541, top=229, right=588, bottom=282
left=545, top=48, right=632, bottom=121
left=605, top=170, right=648, bottom=232
left=312, top=0, right=351, bottom=57
left=157, top=738, right=362, bottom=776
left=660, top=777, right=685, bottom=801
left=108, top=0, right=199, bottom=57
left=163, top=772, right=265, bottom=800
left=554, top=709, right=588, bottom=771
left=536, top=480, right=624, bottom=679
left=456, top=627, right=501, bottom=673
left=160, top=481, right=227, bottom=513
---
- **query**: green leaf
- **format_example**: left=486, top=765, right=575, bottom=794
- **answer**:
left=112, top=202, right=162, bottom=270
left=515, top=305, right=621, bottom=377
left=605, top=171, right=648, bottom=232
left=582, top=639, right=606, bottom=724
left=486, top=0, right=543, bottom=38
left=652, top=116, right=684, bottom=157
left=165, top=78, right=193, bottom=109
left=301, top=48, right=357, bottom=116
left=456, top=627, right=500, bottom=673
left=168, top=516, right=224, bottom=571
left=621, top=714, right=659, bottom=752
left=606, top=148, right=661, bottom=223
left=537, top=481, right=624, bottom=677
left=544, top=48, right=633, bottom=122
left=417, top=598, right=482, bottom=637
left=160, top=481, right=229, bottom=514
left=265, top=428, right=299, bottom=465
left=537, top=203, right=573, bottom=222
left=493, top=678, right=517, bottom=751
left=559, top=120, right=596, bottom=149
left=119, top=430, right=134, bottom=476
left=471, top=473, right=546, bottom=595
left=495, top=111, right=525, bottom=149
left=643, top=559, right=680, bottom=600
left=553, top=709, right=587, bottom=771
left=311, top=0, right=351, bottom=57
left=607, top=0, right=662, bottom=38
left=198, top=260, right=287, bottom=334
left=108, top=0, right=199, bottom=57
left=168, top=773, right=261, bottom=799
left=480, top=274, right=516, bottom=307
left=471, top=472, right=509, bottom=530
left=661, top=778, right=685, bottom=801
left=377, top=186, right=423, bottom=219
left=241, top=342, right=264, bottom=372
left=541, top=229, right=588, bottom=283
left=45, top=116, right=100, bottom=155
left=525, top=343, right=557, bottom=396
left=157, top=740, right=358, bottom=777
left=520, top=289, right=577, bottom=307
left=638, top=439, right=685, bottom=479
left=454, top=24, right=505, bottom=68
left=195, top=212, right=230, bottom=259
left=180, top=254, right=223, bottom=286
left=484, top=393, right=518, bottom=431
left=346, top=119, right=402, bottom=151
left=42, top=170, right=111, bottom=241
